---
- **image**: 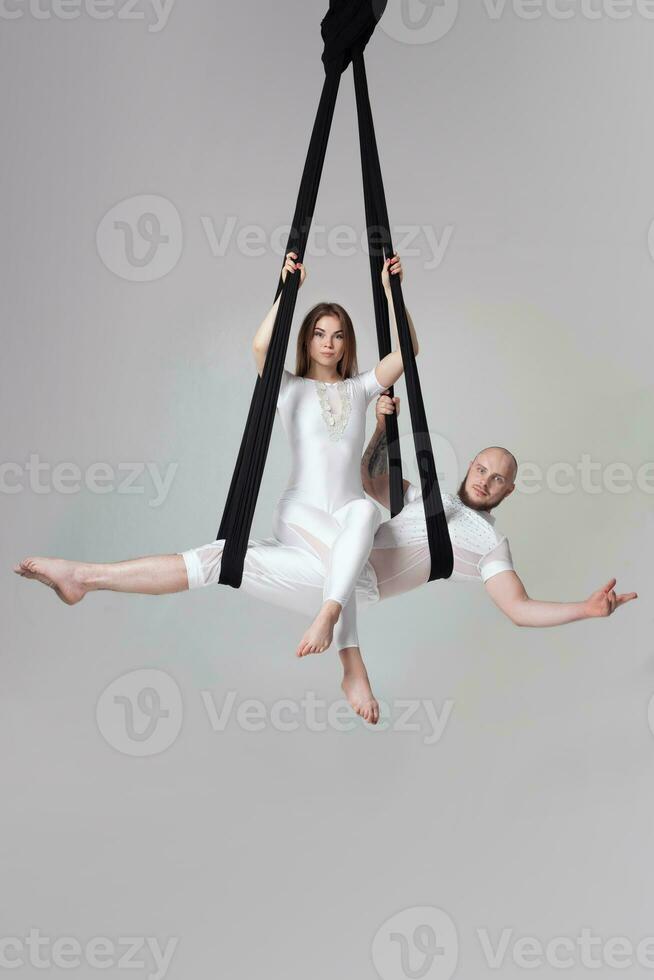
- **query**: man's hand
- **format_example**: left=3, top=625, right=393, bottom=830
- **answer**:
left=375, top=392, right=400, bottom=429
left=584, top=578, right=638, bottom=618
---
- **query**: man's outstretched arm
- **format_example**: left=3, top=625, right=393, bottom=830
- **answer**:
left=485, top=570, right=638, bottom=627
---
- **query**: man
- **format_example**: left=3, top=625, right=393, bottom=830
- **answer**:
left=14, top=396, right=637, bottom=724
left=362, top=393, right=637, bottom=627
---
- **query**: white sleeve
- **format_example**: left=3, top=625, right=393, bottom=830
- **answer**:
left=404, top=482, right=422, bottom=504
left=479, top=536, right=514, bottom=583
left=277, top=368, right=295, bottom=408
left=359, top=366, right=387, bottom=405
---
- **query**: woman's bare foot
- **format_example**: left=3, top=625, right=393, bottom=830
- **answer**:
left=13, top=557, right=89, bottom=605
left=296, top=600, right=342, bottom=657
left=339, top=646, right=380, bottom=725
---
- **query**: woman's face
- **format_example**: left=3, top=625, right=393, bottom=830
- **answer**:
left=308, top=314, right=346, bottom=370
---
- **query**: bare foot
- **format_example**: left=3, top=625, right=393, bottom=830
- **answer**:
left=341, top=655, right=380, bottom=725
left=13, top=557, right=88, bottom=605
left=296, top=600, right=341, bottom=657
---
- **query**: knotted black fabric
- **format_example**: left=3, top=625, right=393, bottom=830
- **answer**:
left=216, top=1, right=453, bottom=586
left=321, top=0, right=387, bottom=71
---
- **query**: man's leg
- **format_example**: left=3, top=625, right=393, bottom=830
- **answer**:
left=13, top=554, right=187, bottom=604
left=14, top=537, right=335, bottom=610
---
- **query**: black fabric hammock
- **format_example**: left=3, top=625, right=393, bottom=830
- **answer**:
left=216, top=0, right=453, bottom=587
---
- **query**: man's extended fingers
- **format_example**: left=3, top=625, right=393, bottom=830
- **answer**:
left=616, top=592, right=638, bottom=605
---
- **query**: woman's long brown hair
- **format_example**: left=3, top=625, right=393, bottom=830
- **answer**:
left=294, top=302, right=358, bottom=379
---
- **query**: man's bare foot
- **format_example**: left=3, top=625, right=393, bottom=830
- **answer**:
left=296, top=600, right=341, bottom=657
left=13, top=557, right=88, bottom=605
left=339, top=646, right=380, bottom=725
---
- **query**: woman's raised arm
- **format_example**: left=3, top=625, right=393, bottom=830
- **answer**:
left=374, top=254, right=420, bottom=390
left=252, top=251, right=306, bottom=376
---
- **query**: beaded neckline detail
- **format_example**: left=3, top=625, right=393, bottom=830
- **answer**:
left=313, top=378, right=351, bottom=441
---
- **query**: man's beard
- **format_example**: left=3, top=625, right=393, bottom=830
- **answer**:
left=457, top=476, right=503, bottom=512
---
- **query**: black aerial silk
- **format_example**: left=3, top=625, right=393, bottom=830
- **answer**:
left=216, top=0, right=453, bottom=587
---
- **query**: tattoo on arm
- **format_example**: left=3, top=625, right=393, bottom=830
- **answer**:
left=364, top=430, right=388, bottom=478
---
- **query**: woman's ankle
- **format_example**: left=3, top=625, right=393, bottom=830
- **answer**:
left=321, top=599, right=342, bottom=621
left=339, top=645, right=365, bottom=673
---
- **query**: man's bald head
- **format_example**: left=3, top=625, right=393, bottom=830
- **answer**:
left=458, top=446, right=517, bottom=513
left=479, top=446, right=518, bottom=483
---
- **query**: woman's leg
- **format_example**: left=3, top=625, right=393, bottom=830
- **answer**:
left=326, top=498, right=382, bottom=608
left=188, top=538, right=378, bottom=723
left=339, top=646, right=379, bottom=725
left=272, top=497, right=381, bottom=657
left=272, top=501, right=343, bottom=655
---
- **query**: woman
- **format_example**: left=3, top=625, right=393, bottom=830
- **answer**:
left=13, top=397, right=431, bottom=727
left=14, top=252, right=420, bottom=724
left=252, top=249, right=419, bottom=670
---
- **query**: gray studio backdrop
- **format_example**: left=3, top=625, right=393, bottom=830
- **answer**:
left=2, top=1, right=651, bottom=978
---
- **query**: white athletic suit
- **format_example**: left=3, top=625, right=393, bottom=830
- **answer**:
left=181, top=481, right=515, bottom=650
left=270, top=365, right=388, bottom=638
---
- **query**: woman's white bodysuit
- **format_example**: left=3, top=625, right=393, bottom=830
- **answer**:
left=181, top=484, right=515, bottom=650
left=269, top=365, right=387, bottom=645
